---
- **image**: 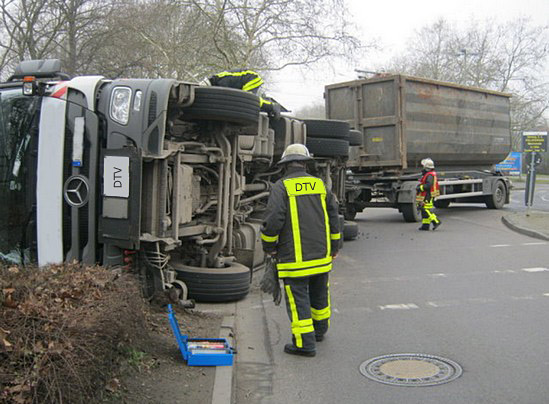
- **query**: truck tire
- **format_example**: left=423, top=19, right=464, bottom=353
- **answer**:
left=349, top=130, right=362, bottom=146
left=344, top=203, right=357, bottom=220
left=343, top=220, right=358, bottom=240
left=400, top=202, right=421, bottom=222
left=304, top=119, right=350, bottom=139
left=485, top=180, right=507, bottom=209
left=434, top=199, right=450, bottom=209
left=172, top=261, right=251, bottom=302
left=181, top=87, right=260, bottom=126
left=306, top=137, right=349, bottom=157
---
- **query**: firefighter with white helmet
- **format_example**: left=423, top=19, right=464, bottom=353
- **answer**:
left=260, top=144, right=341, bottom=357
left=416, top=158, right=441, bottom=230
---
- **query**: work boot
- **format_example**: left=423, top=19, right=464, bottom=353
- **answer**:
left=315, top=334, right=325, bottom=342
left=418, top=224, right=430, bottom=231
left=432, top=220, right=442, bottom=230
left=284, top=344, right=316, bottom=357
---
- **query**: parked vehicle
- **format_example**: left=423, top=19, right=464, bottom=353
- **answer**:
left=324, top=74, right=512, bottom=221
left=0, top=59, right=349, bottom=304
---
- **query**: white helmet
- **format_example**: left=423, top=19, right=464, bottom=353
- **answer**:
left=421, top=158, right=435, bottom=169
left=278, top=143, right=312, bottom=164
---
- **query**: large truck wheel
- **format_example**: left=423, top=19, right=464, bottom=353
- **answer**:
left=344, top=204, right=357, bottom=220
left=400, top=202, right=421, bottom=222
left=172, top=261, right=251, bottom=302
left=434, top=199, right=451, bottom=209
left=485, top=180, right=507, bottom=209
left=181, top=87, right=260, bottom=126
left=306, top=137, right=350, bottom=157
left=303, top=119, right=350, bottom=139
left=343, top=220, right=358, bottom=240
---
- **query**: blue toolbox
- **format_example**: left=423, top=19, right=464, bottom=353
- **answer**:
left=167, top=304, right=234, bottom=366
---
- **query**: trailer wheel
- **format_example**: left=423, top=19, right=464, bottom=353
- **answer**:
left=306, top=137, right=350, bottom=157
left=172, top=261, right=251, bottom=302
left=485, top=181, right=506, bottom=209
left=349, top=130, right=362, bottom=146
left=303, top=119, right=350, bottom=139
left=400, top=202, right=421, bottom=222
left=434, top=199, right=451, bottom=209
left=343, top=220, right=359, bottom=240
left=181, top=87, right=260, bottom=126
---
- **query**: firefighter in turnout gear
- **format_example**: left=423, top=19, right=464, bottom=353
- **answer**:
left=205, top=69, right=282, bottom=118
left=416, top=158, right=442, bottom=231
left=261, top=144, right=341, bottom=357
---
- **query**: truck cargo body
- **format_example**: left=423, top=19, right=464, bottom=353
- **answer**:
left=325, top=75, right=512, bottom=221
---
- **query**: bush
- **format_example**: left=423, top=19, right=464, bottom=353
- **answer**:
left=0, top=263, right=148, bottom=403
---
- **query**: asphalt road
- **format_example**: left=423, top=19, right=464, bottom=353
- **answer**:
left=509, top=182, right=549, bottom=212
left=235, top=200, right=549, bottom=404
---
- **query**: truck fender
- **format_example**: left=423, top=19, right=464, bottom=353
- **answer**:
left=397, top=181, right=418, bottom=204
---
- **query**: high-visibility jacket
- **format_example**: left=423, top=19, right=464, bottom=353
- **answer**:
left=208, top=70, right=264, bottom=93
left=416, top=169, right=440, bottom=203
left=261, top=169, right=340, bottom=278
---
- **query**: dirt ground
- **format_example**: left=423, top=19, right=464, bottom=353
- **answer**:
left=102, top=307, right=223, bottom=404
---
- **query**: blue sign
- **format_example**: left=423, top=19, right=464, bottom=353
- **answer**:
left=496, top=152, right=522, bottom=176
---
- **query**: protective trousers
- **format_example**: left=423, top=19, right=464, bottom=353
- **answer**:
left=283, top=272, right=330, bottom=350
left=421, top=198, right=440, bottom=226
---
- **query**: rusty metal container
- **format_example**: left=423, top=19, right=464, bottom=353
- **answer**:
left=325, top=75, right=511, bottom=171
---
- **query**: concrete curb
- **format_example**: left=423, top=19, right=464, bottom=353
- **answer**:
left=501, top=215, right=549, bottom=241
left=211, top=312, right=236, bottom=404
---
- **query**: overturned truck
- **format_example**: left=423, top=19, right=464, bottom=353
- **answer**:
left=0, top=59, right=350, bottom=304
left=325, top=75, right=512, bottom=222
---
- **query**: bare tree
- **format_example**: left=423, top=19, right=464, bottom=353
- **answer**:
left=188, top=0, right=363, bottom=72
left=380, top=17, right=549, bottom=135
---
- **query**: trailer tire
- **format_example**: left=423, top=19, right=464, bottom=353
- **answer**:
left=306, top=137, right=350, bottom=157
left=485, top=180, right=506, bottom=209
left=400, top=202, right=421, bottom=222
left=303, top=119, right=350, bottom=139
left=172, top=261, right=251, bottom=302
left=343, top=220, right=359, bottom=240
left=181, top=87, right=260, bottom=126
left=434, top=199, right=451, bottom=209
left=349, top=130, right=362, bottom=146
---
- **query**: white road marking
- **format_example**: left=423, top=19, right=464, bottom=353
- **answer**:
left=521, top=267, right=549, bottom=272
left=491, top=244, right=511, bottom=247
left=428, top=273, right=448, bottom=278
left=379, top=303, right=419, bottom=310
left=493, top=269, right=517, bottom=274
left=544, top=293, right=549, bottom=297
left=522, top=242, right=548, bottom=246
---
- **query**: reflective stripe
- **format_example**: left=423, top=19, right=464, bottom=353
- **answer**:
left=320, top=194, right=331, bottom=256
left=285, top=285, right=303, bottom=347
left=288, top=195, right=302, bottom=262
left=261, top=233, right=279, bottom=242
left=216, top=70, right=261, bottom=78
left=330, top=232, right=341, bottom=240
left=278, top=263, right=332, bottom=278
left=277, top=256, right=332, bottom=270
left=260, top=97, right=271, bottom=107
left=242, top=77, right=264, bottom=91
left=311, top=306, right=330, bottom=321
left=327, top=281, right=331, bottom=328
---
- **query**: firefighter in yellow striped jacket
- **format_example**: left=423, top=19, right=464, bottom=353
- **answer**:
left=416, top=158, right=442, bottom=231
left=261, top=144, right=341, bottom=357
left=206, top=69, right=281, bottom=118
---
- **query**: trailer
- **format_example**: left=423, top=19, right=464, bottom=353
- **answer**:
left=325, top=75, right=512, bottom=221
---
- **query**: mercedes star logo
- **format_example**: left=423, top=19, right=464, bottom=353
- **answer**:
left=63, top=175, right=90, bottom=208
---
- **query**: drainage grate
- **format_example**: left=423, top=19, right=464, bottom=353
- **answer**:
left=359, top=353, right=462, bottom=387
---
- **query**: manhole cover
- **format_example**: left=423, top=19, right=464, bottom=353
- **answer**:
left=359, top=353, right=462, bottom=387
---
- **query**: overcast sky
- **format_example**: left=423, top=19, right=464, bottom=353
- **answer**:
left=269, top=0, right=549, bottom=113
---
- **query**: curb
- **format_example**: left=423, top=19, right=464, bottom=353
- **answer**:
left=211, top=312, right=236, bottom=404
left=501, top=215, right=549, bottom=241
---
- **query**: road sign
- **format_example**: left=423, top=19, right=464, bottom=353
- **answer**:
left=495, top=152, right=522, bottom=176
left=522, top=131, right=547, bottom=153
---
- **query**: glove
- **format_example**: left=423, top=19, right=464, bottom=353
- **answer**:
left=260, top=256, right=282, bottom=305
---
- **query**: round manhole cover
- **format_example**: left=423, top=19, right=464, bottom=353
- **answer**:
left=359, top=354, right=462, bottom=387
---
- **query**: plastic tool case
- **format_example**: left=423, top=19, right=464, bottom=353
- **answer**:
left=167, top=304, right=234, bottom=366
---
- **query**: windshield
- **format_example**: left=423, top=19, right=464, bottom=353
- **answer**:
left=0, top=87, right=40, bottom=264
